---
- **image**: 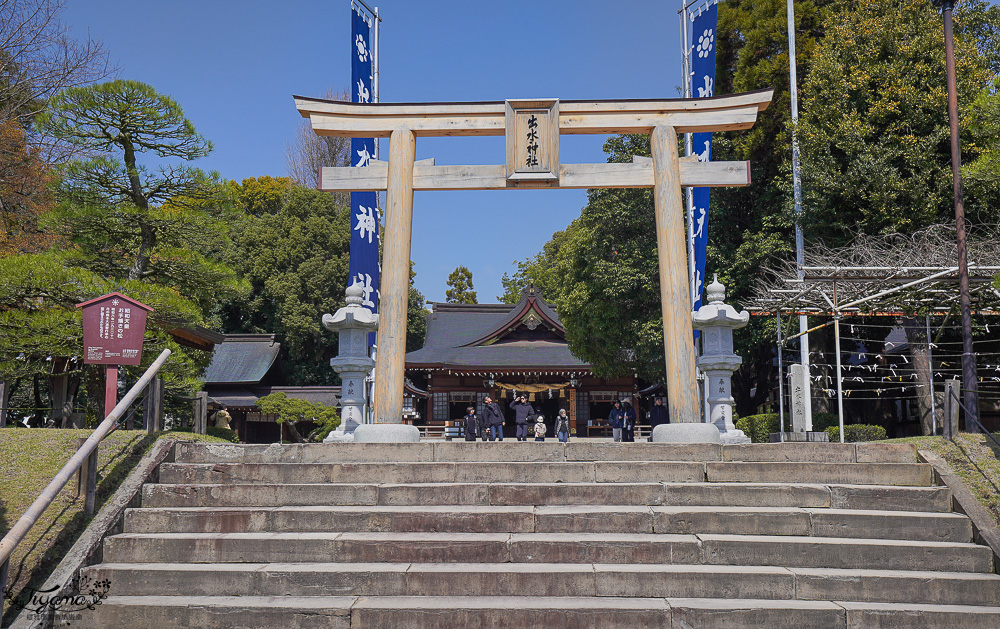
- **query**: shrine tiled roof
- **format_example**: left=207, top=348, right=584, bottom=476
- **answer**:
left=406, top=286, right=589, bottom=370
left=406, top=340, right=588, bottom=369
left=203, top=334, right=281, bottom=384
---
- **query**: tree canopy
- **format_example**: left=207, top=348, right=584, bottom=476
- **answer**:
left=255, top=391, right=340, bottom=442
left=445, top=265, right=477, bottom=304
left=219, top=177, right=351, bottom=385
left=1, top=80, right=241, bottom=421
left=799, top=0, right=1000, bottom=242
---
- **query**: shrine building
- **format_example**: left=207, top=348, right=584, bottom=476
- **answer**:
left=405, top=286, right=638, bottom=437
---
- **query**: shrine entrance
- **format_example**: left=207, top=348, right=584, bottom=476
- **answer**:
left=295, top=90, right=773, bottom=424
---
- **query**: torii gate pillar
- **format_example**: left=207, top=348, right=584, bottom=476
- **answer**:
left=374, top=128, right=416, bottom=423
left=652, top=125, right=700, bottom=422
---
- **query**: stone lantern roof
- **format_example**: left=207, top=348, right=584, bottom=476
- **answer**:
left=691, top=276, right=750, bottom=330
left=322, top=282, right=379, bottom=332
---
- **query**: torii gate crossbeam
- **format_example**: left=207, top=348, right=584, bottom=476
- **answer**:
left=296, top=90, right=773, bottom=426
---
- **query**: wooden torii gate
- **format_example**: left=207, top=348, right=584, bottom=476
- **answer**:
left=296, top=90, right=773, bottom=425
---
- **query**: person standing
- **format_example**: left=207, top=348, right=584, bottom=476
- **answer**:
left=555, top=408, right=571, bottom=443
left=533, top=415, right=547, bottom=442
left=483, top=396, right=504, bottom=441
left=463, top=406, right=478, bottom=442
left=622, top=400, right=637, bottom=442
left=212, top=404, right=232, bottom=430
left=648, top=397, right=669, bottom=441
left=608, top=400, right=624, bottom=442
left=478, top=407, right=489, bottom=442
left=510, top=394, right=535, bottom=441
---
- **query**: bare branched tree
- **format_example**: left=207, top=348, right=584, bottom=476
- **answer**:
left=0, top=0, right=115, bottom=128
left=0, top=0, right=115, bottom=253
left=285, top=87, right=351, bottom=196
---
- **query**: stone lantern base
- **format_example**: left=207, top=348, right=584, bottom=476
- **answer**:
left=651, top=423, right=722, bottom=444
left=353, top=423, right=421, bottom=443
left=718, top=429, right=752, bottom=445
left=323, top=426, right=358, bottom=443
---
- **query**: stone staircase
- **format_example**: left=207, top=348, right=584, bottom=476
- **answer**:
left=70, top=441, right=1000, bottom=628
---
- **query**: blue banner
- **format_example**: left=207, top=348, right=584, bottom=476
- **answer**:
left=350, top=6, right=379, bottom=345
left=690, top=3, right=717, bottom=311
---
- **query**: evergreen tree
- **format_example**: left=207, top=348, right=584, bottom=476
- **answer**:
left=445, top=265, right=478, bottom=304
left=0, top=81, right=245, bottom=418
left=220, top=177, right=351, bottom=385
left=800, top=0, right=1000, bottom=240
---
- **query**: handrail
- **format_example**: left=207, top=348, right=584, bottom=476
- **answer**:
left=0, top=349, right=171, bottom=607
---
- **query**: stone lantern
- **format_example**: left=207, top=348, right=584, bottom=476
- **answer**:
left=691, top=276, right=751, bottom=444
left=321, top=282, right=378, bottom=442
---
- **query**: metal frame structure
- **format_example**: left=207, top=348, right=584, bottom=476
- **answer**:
left=752, top=262, right=1000, bottom=442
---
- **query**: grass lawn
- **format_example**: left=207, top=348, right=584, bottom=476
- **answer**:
left=0, top=428, right=228, bottom=627
left=884, top=433, right=1000, bottom=525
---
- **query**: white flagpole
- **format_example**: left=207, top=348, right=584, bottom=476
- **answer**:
left=786, top=0, right=813, bottom=431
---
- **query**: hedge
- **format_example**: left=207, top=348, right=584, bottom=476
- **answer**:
left=206, top=426, right=241, bottom=443
left=812, top=412, right=840, bottom=432
left=734, top=413, right=779, bottom=444
left=825, top=424, right=887, bottom=443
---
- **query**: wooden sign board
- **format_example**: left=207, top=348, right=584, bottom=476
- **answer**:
left=505, top=99, right=559, bottom=186
left=76, top=292, right=152, bottom=365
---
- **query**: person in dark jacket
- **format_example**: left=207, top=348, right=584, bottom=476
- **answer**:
left=608, top=400, right=624, bottom=442
left=648, top=397, right=669, bottom=441
left=510, top=394, right=536, bottom=441
left=463, top=406, right=478, bottom=442
left=621, top=400, right=637, bottom=442
left=483, top=396, right=504, bottom=441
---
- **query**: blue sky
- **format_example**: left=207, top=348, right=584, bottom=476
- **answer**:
left=63, top=0, right=690, bottom=303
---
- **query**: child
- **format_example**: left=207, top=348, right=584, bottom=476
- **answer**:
left=555, top=409, right=571, bottom=443
left=463, top=406, right=478, bottom=442
left=533, top=415, right=547, bottom=442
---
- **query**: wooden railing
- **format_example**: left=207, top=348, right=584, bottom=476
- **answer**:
left=0, top=349, right=171, bottom=618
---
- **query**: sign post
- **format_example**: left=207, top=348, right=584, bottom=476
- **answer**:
left=76, top=293, right=152, bottom=419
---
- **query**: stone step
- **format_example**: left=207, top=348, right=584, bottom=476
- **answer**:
left=82, top=562, right=1000, bottom=606
left=705, top=461, right=933, bottom=486
left=156, top=461, right=708, bottom=484
left=172, top=440, right=917, bottom=465
left=122, top=505, right=972, bottom=542
left=155, top=460, right=932, bottom=486
left=100, top=532, right=993, bottom=572
left=141, top=481, right=953, bottom=511
left=60, top=595, right=1000, bottom=629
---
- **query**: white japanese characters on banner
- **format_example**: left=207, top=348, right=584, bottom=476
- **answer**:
left=350, top=6, right=379, bottom=345
left=690, top=2, right=718, bottom=311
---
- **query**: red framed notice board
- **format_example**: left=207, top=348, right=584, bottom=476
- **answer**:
left=76, top=292, right=152, bottom=365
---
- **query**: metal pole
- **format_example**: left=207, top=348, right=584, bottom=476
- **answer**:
left=937, top=0, right=978, bottom=430
left=833, top=281, right=844, bottom=443
left=777, top=312, right=785, bottom=441
left=834, top=314, right=845, bottom=444
left=786, top=0, right=812, bottom=432
left=926, top=312, right=937, bottom=434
